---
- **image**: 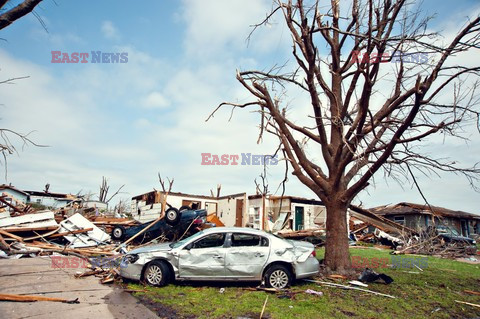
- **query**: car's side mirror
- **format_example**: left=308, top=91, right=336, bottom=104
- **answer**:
left=184, top=244, right=193, bottom=250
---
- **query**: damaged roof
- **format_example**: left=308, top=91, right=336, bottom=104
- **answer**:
left=132, top=190, right=246, bottom=201
left=370, top=202, right=480, bottom=220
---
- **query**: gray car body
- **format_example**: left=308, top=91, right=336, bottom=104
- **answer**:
left=120, top=227, right=319, bottom=283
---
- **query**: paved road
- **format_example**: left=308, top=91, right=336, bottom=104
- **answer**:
left=0, top=256, right=158, bottom=319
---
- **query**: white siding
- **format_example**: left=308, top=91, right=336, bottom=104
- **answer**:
left=217, top=194, right=245, bottom=227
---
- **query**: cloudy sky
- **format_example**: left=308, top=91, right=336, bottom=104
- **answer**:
left=0, top=0, right=479, bottom=213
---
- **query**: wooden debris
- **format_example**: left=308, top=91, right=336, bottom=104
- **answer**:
left=0, top=293, right=79, bottom=304
left=243, top=287, right=281, bottom=293
left=259, top=295, right=268, bottom=319
left=0, top=229, right=24, bottom=242
left=48, top=228, right=93, bottom=238
left=74, top=269, right=103, bottom=278
left=454, top=300, right=480, bottom=309
left=349, top=280, right=368, bottom=287
left=464, top=290, right=480, bottom=296
left=304, top=279, right=397, bottom=299
left=1, top=225, right=59, bottom=233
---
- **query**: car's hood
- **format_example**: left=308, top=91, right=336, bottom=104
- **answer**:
left=128, top=242, right=173, bottom=254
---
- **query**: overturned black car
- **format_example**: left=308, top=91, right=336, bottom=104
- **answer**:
left=111, top=208, right=210, bottom=243
left=430, top=225, right=477, bottom=246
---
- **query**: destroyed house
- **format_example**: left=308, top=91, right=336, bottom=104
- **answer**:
left=24, top=190, right=78, bottom=208
left=370, top=202, right=480, bottom=237
left=0, top=185, right=79, bottom=209
left=246, top=195, right=327, bottom=231
left=131, top=190, right=332, bottom=232
left=0, top=184, right=29, bottom=205
left=131, top=190, right=247, bottom=226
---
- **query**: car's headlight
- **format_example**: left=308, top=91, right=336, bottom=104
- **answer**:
left=124, top=254, right=139, bottom=264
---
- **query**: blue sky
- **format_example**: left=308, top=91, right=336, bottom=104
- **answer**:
left=0, top=0, right=479, bottom=213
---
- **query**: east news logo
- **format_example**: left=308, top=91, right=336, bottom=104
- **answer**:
left=51, top=51, right=128, bottom=63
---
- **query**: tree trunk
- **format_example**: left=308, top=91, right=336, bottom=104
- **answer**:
left=324, top=201, right=351, bottom=274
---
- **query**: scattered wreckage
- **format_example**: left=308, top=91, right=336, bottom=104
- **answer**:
left=120, top=227, right=319, bottom=289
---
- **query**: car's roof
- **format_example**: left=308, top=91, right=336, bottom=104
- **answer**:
left=201, top=226, right=272, bottom=236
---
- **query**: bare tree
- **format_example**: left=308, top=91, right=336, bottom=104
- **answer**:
left=1, top=0, right=47, bottom=175
left=98, top=176, right=125, bottom=204
left=0, top=0, right=44, bottom=30
left=209, top=0, right=480, bottom=273
left=0, top=127, right=45, bottom=178
left=158, top=173, right=174, bottom=193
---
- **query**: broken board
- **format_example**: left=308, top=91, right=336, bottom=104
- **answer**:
left=0, top=211, right=57, bottom=228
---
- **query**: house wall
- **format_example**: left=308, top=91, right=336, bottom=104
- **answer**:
left=245, top=197, right=328, bottom=231
left=28, top=195, right=70, bottom=208
left=291, top=203, right=326, bottom=230
left=83, top=201, right=108, bottom=210
left=0, top=189, right=28, bottom=204
left=385, top=214, right=476, bottom=236
left=217, top=194, right=246, bottom=227
left=246, top=197, right=264, bottom=229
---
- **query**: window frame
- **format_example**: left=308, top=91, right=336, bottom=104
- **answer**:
left=229, top=232, right=269, bottom=248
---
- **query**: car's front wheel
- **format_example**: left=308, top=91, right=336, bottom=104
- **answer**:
left=264, top=265, right=292, bottom=289
left=143, top=261, right=171, bottom=287
left=112, top=226, right=126, bottom=241
left=165, top=207, right=181, bottom=225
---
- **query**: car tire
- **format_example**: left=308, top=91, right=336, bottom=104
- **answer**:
left=143, top=261, right=171, bottom=287
left=179, top=205, right=191, bottom=212
left=112, top=226, right=126, bottom=241
left=165, top=207, right=181, bottom=225
left=264, top=265, right=292, bottom=289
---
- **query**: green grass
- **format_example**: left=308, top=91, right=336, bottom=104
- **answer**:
left=127, top=247, right=480, bottom=318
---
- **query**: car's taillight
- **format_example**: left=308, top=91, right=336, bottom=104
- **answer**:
left=310, top=250, right=316, bottom=257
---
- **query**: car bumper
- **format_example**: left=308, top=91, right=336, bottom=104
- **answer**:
left=119, top=262, right=144, bottom=281
left=294, top=256, right=320, bottom=279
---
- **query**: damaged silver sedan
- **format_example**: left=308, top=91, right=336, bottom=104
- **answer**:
left=120, top=227, right=319, bottom=289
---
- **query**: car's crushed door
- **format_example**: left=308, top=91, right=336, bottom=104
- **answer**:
left=225, top=233, right=270, bottom=279
left=178, top=233, right=226, bottom=279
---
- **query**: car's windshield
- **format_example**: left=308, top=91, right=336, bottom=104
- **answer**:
left=170, top=230, right=205, bottom=248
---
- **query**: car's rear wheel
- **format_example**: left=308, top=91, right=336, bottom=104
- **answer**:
left=143, top=261, right=171, bottom=287
left=165, top=207, right=181, bottom=225
left=265, top=265, right=292, bottom=289
left=112, top=226, right=126, bottom=241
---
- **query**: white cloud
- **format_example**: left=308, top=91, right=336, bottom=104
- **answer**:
left=141, top=91, right=170, bottom=109
left=180, top=0, right=289, bottom=60
left=101, top=20, right=119, bottom=40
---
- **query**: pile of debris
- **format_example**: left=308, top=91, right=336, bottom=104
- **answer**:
left=0, top=190, right=217, bottom=287
left=0, top=210, right=113, bottom=256
left=394, top=230, right=477, bottom=258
